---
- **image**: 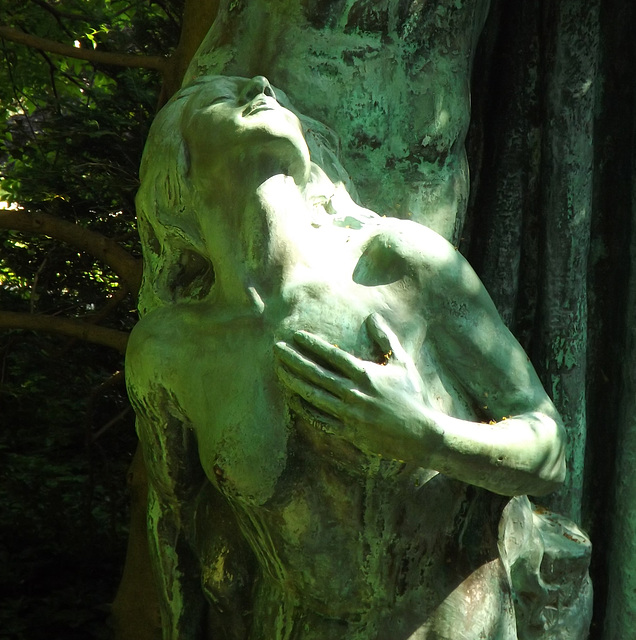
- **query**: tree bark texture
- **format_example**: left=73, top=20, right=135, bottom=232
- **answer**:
left=186, top=0, right=491, bottom=240
left=467, top=1, right=635, bottom=636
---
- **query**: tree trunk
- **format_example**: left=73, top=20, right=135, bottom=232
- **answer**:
left=112, top=448, right=162, bottom=640
left=468, top=1, right=635, bottom=637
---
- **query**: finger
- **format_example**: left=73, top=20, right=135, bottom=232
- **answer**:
left=293, top=331, right=370, bottom=383
left=366, top=313, right=408, bottom=361
left=276, top=366, right=362, bottom=421
left=274, top=341, right=352, bottom=397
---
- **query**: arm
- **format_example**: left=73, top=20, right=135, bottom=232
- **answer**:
left=133, top=400, right=255, bottom=639
left=425, top=237, right=566, bottom=495
left=125, top=321, right=207, bottom=639
left=126, top=320, right=255, bottom=639
left=133, top=406, right=207, bottom=640
left=275, top=240, right=565, bottom=496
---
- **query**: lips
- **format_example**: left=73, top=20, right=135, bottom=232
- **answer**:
left=243, top=96, right=278, bottom=117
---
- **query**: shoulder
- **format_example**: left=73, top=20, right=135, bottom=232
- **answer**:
left=125, top=303, right=216, bottom=398
left=368, top=219, right=482, bottom=297
left=126, top=306, right=182, bottom=373
left=125, top=309, right=176, bottom=420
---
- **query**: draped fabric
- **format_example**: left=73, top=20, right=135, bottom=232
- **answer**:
left=465, top=2, right=636, bottom=636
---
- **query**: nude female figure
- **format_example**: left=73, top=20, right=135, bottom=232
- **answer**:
left=126, top=75, right=566, bottom=640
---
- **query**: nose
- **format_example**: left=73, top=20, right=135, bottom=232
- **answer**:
left=241, top=76, right=276, bottom=102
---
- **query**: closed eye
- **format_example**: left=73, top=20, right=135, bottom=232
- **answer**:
left=210, top=95, right=233, bottom=105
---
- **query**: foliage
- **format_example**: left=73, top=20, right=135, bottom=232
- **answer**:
left=0, top=334, right=136, bottom=640
left=0, top=1, right=181, bottom=637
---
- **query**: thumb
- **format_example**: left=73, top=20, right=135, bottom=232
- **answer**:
left=366, top=313, right=408, bottom=362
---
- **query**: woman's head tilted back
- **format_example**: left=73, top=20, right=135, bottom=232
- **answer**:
left=135, top=75, right=359, bottom=315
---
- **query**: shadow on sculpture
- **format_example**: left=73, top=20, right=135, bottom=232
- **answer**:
left=126, top=75, right=591, bottom=639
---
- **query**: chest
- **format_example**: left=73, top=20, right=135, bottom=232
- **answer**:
left=172, top=251, right=475, bottom=507
left=175, top=275, right=421, bottom=498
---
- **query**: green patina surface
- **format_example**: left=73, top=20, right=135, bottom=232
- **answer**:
left=125, top=70, right=591, bottom=638
left=184, top=0, right=491, bottom=242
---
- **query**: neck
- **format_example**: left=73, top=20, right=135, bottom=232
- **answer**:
left=202, top=172, right=331, bottom=309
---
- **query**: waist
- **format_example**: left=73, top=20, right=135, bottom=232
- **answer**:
left=230, top=466, right=507, bottom=617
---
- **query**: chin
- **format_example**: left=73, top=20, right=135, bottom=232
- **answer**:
left=246, top=108, right=305, bottom=144
left=257, top=137, right=311, bottom=185
left=247, top=118, right=311, bottom=183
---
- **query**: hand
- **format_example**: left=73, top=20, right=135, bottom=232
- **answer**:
left=274, top=314, right=441, bottom=462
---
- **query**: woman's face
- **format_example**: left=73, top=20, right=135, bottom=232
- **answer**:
left=181, top=75, right=310, bottom=185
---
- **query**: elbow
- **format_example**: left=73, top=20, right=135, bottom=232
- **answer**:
left=502, top=410, right=566, bottom=497
left=532, top=466, right=565, bottom=496
left=531, top=418, right=567, bottom=495
left=551, top=444, right=567, bottom=486
left=537, top=450, right=566, bottom=495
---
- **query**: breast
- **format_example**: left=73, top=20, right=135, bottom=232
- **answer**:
left=176, top=314, right=291, bottom=506
left=281, top=259, right=475, bottom=425
left=183, top=278, right=398, bottom=506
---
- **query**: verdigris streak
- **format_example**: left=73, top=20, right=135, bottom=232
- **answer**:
left=126, top=76, right=591, bottom=639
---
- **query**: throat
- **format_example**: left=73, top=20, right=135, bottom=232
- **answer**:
left=209, top=174, right=360, bottom=311
left=221, top=182, right=319, bottom=297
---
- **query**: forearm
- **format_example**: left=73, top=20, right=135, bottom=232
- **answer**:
left=274, top=319, right=566, bottom=497
left=420, top=409, right=566, bottom=496
left=147, top=488, right=205, bottom=640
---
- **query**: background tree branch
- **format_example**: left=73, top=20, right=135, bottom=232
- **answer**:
left=0, top=3, right=174, bottom=637
left=157, top=0, right=219, bottom=105
left=0, top=310, right=129, bottom=352
left=0, top=25, right=167, bottom=71
left=0, top=210, right=142, bottom=295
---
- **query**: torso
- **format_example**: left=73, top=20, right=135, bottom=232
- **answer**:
left=130, top=218, right=516, bottom=639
